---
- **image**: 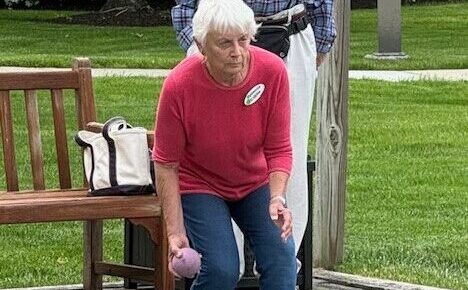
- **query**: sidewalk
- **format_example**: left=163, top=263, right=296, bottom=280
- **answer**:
left=349, top=69, right=468, bottom=82
left=4, top=271, right=450, bottom=290
left=0, top=66, right=467, bottom=81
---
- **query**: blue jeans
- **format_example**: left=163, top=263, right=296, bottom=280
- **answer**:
left=181, top=184, right=297, bottom=290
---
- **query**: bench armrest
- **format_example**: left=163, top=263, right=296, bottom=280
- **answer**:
left=86, top=122, right=104, bottom=133
left=85, top=122, right=154, bottom=146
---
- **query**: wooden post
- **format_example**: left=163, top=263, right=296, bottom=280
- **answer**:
left=313, top=0, right=350, bottom=269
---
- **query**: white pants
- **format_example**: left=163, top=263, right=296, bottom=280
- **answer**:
left=285, top=23, right=317, bottom=255
left=186, top=21, right=317, bottom=277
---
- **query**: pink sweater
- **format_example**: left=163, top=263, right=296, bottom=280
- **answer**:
left=153, top=47, right=292, bottom=201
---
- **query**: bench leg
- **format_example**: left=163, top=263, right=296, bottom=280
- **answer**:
left=84, top=220, right=103, bottom=290
left=156, top=218, right=174, bottom=290
left=129, top=217, right=174, bottom=290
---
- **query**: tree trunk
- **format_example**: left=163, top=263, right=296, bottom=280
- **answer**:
left=156, top=0, right=176, bottom=10
left=57, top=0, right=173, bottom=26
left=100, top=0, right=152, bottom=13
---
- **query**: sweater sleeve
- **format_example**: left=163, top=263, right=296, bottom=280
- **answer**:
left=264, top=65, right=292, bottom=175
left=152, top=77, right=186, bottom=164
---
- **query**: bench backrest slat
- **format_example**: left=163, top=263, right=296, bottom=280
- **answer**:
left=51, top=89, right=72, bottom=189
left=73, top=60, right=96, bottom=131
left=0, top=91, right=19, bottom=191
left=0, top=71, right=80, bottom=90
left=25, top=90, right=46, bottom=190
left=0, top=58, right=97, bottom=193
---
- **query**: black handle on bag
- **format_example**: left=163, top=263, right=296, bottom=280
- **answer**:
left=102, top=116, right=128, bottom=141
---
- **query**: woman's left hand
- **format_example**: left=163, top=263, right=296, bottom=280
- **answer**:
left=269, top=200, right=292, bottom=242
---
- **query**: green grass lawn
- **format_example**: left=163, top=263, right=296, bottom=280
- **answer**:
left=0, top=10, right=184, bottom=69
left=0, top=2, right=467, bottom=69
left=0, top=78, right=466, bottom=289
left=351, top=3, right=468, bottom=70
left=337, top=80, right=468, bottom=289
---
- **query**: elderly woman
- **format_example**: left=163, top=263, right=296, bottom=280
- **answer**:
left=152, top=0, right=296, bottom=288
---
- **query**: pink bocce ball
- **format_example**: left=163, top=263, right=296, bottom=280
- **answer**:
left=171, top=247, right=202, bottom=278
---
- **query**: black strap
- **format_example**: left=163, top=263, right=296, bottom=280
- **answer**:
left=193, top=0, right=306, bottom=35
left=194, top=0, right=298, bottom=13
left=288, top=14, right=308, bottom=35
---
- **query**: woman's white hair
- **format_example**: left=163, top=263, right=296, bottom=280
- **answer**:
left=193, top=0, right=259, bottom=46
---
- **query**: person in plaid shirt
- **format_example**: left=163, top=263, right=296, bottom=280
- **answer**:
left=173, top=0, right=336, bottom=63
left=171, top=0, right=336, bottom=280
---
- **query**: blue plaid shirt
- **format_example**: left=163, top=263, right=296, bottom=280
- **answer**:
left=172, top=0, right=336, bottom=54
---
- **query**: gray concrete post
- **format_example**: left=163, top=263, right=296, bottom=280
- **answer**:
left=365, top=0, right=408, bottom=60
left=378, top=0, right=401, bottom=53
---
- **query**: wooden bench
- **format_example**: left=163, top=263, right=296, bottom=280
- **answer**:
left=0, top=58, right=174, bottom=290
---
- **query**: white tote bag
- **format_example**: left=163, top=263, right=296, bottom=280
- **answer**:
left=75, top=117, right=154, bottom=196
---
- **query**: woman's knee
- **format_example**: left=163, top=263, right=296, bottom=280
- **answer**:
left=209, top=262, right=239, bottom=285
left=277, top=237, right=296, bottom=265
left=195, top=258, right=239, bottom=289
left=256, top=237, right=296, bottom=272
left=254, top=238, right=297, bottom=289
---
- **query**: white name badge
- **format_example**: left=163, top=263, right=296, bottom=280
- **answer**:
left=244, top=84, right=265, bottom=106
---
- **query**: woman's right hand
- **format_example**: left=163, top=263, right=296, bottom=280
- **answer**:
left=167, top=233, right=190, bottom=277
left=269, top=198, right=293, bottom=243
